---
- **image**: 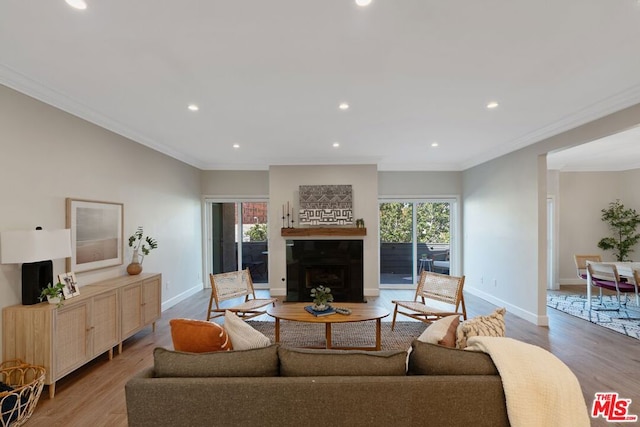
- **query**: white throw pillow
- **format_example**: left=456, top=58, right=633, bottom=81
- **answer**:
left=223, top=310, right=272, bottom=350
left=416, top=315, right=460, bottom=347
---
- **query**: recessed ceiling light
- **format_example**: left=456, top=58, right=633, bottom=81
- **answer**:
left=333, top=142, right=340, bottom=148
left=65, top=0, right=87, bottom=10
left=187, top=104, right=199, bottom=111
left=486, top=101, right=499, bottom=109
left=338, top=102, right=349, bottom=110
left=431, top=142, right=439, bottom=147
left=355, top=0, right=372, bottom=6
left=233, top=144, right=240, bottom=149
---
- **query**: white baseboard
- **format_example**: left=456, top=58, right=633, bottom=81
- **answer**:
left=465, top=286, right=549, bottom=326
left=161, top=283, right=202, bottom=312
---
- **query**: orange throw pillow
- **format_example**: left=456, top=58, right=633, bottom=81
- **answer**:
left=169, top=318, right=232, bottom=352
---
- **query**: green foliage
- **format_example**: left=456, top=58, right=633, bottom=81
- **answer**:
left=379, top=202, right=450, bottom=244
left=40, top=282, right=66, bottom=306
left=245, top=223, right=268, bottom=241
left=597, top=200, right=640, bottom=262
left=128, top=226, right=158, bottom=256
left=310, top=285, right=333, bottom=306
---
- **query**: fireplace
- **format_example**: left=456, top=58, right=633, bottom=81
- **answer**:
left=286, top=239, right=364, bottom=302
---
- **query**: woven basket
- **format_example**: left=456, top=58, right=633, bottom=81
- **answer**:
left=0, top=360, right=46, bottom=427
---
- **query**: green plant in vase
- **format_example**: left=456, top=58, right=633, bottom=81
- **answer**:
left=310, top=285, right=333, bottom=311
left=127, top=226, right=158, bottom=275
left=40, top=282, right=66, bottom=307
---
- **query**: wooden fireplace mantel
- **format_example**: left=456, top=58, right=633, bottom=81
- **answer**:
left=280, top=227, right=367, bottom=237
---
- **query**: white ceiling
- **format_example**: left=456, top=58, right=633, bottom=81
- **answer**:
left=2, top=0, right=640, bottom=171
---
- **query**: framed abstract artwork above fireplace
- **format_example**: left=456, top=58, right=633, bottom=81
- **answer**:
left=298, top=184, right=353, bottom=226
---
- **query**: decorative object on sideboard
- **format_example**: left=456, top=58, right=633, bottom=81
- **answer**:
left=58, top=271, right=80, bottom=299
left=39, top=281, right=66, bottom=307
left=127, top=226, right=158, bottom=275
left=0, top=227, right=72, bottom=305
left=310, top=285, right=333, bottom=311
left=597, top=199, right=640, bottom=261
left=66, top=198, right=124, bottom=272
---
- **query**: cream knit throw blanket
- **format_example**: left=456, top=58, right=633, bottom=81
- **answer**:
left=466, top=336, right=590, bottom=427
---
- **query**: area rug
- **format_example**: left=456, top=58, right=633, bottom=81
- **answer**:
left=246, top=321, right=426, bottom=351
left=546, top=292, right=640, bottom=340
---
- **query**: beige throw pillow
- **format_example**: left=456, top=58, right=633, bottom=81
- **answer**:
left=456, top=308, right=506, bottom=349
left=223, top=310, right=272, bottom=350
left=416, top=315, right=461, bottom=348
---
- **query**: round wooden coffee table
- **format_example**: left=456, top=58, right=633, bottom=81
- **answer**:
left=267, top=303, right=390, bottom=351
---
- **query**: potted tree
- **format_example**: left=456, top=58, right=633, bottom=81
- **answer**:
left=597, top=199, right=640, bottom=261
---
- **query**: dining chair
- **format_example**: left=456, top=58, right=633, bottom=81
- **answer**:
left=574, top=254, right=602, bottom=281
left=586, top=262, right=639, bottom=311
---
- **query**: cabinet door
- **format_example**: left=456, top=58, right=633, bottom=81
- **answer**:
left=142, top=276, right=161, bottom=325
left=91, top=290, right=119, bottom=357
left=121, top=283, right=143, bottom=338
left=55, top=301, right=90, bottom=377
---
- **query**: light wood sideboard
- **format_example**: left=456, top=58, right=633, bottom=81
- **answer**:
left=2, top=273, right=161, bottom=398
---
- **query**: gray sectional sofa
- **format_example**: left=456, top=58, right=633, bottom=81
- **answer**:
left=125, top=340, right=509, bottom=426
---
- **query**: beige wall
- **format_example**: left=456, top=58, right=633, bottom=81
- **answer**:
left=201, top=170, right=269, bottom=196
left=0, top=85, right=203, bottom=357
left=462, top=146, right=543, bottom=323
left=378, top=171, right=462, bottom=196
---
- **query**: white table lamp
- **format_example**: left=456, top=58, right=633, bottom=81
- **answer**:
left=0, top=228, right=72, bottom=305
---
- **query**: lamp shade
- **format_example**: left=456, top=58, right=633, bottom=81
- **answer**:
left=0, top=229, right=72, bottom=264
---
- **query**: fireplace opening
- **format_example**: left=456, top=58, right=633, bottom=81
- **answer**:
left=305, top=266, right=346, bottom=290
left=286, top=239, right=364, bottom=302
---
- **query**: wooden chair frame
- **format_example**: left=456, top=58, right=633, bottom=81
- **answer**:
left=391, top=271, right=466, bottom=331
left=206, top=269, right=276, bottom=321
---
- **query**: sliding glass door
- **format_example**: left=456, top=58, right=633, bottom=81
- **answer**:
left=379, top=198, right=456, bottom=287
left=205, top=200, right=269, bottom=284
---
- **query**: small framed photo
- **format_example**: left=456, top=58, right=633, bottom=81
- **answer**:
left=58, top=272, right=80, bottom=299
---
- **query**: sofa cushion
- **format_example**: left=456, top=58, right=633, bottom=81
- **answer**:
left=169, top=318, right=232, bottom=353
left=224, top=310, right=272, bottom=350
left=153, top=345, right=279, bottom=377
left=417, top=315, right=460, bottom=348
left=278, top=347, right=407, bottom=377
left=456, top=307, right=506, bottom=349
left=408, top=340, right=498, bottom=375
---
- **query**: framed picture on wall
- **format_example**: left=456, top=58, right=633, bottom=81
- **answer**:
left=66, top=198, right=124, bottom=272
left=58, top=272, right=80, bottom=299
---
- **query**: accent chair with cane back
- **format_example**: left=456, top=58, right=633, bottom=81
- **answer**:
left=391, top=271, right=466, bottom=331
left=207, top=269, right=276, bottom=321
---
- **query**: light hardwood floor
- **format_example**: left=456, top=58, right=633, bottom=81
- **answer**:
left=22, top=287, right=640, bottom=427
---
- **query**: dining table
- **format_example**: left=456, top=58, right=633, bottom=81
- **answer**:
left=584, top=261, right=640, bottom=309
